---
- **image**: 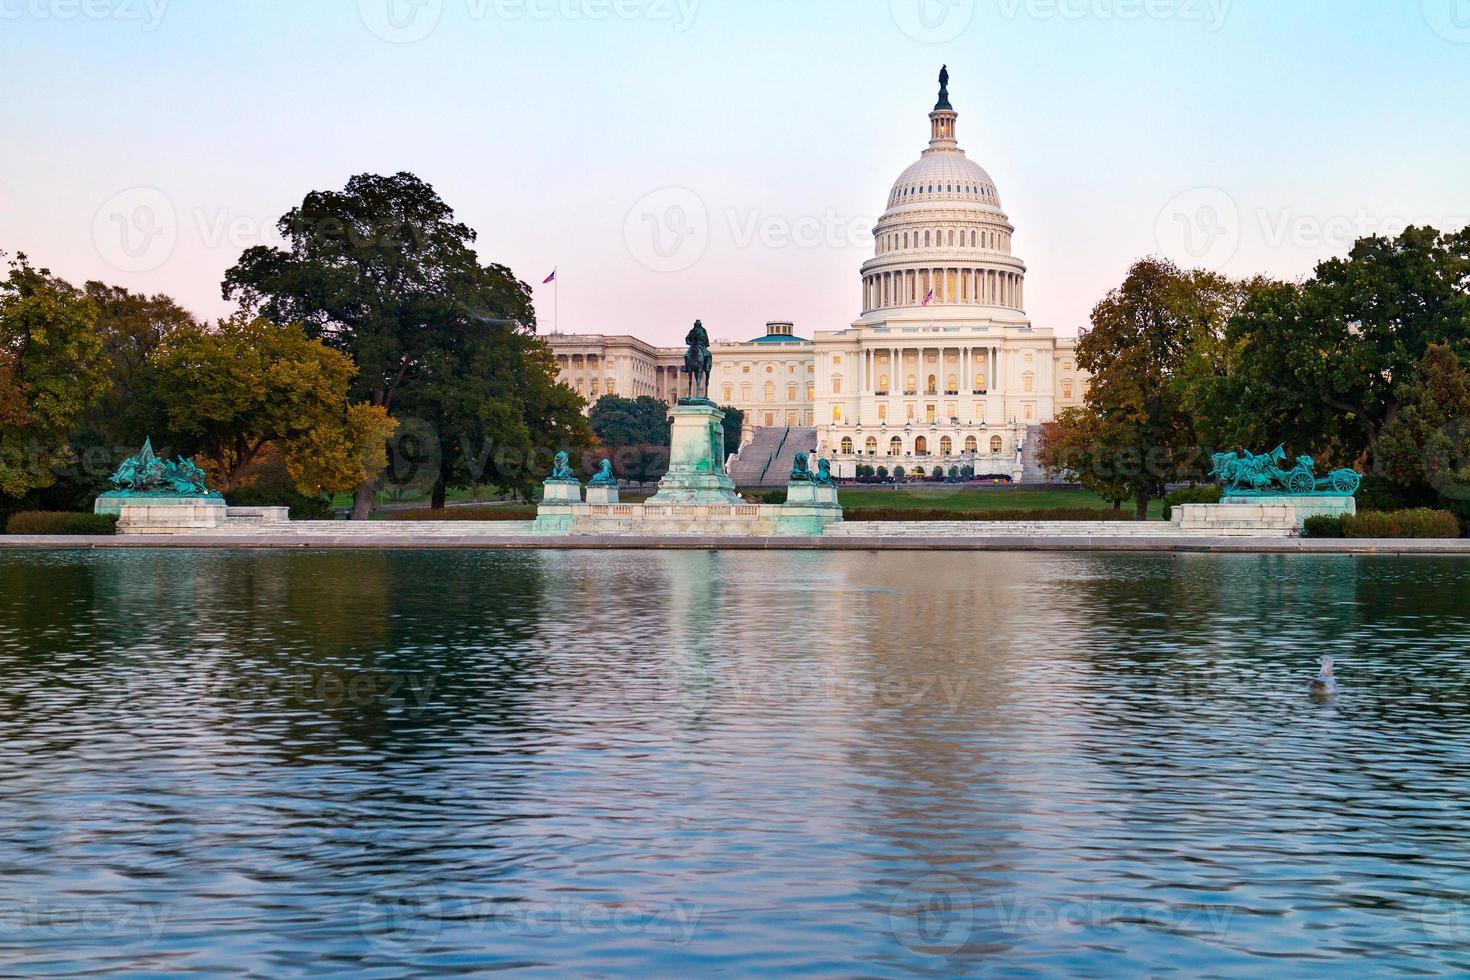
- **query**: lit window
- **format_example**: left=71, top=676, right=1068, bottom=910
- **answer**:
left=965, top=436, right=978, bottom=454
left=841, top=438, right=854, bottom=455
left=833, top=405, right=843, bottom=422
left=991, top=436, right=1003, bottom=454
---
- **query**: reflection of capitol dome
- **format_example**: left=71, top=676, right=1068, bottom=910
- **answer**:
left=861, top=68, right=1027, bottom=316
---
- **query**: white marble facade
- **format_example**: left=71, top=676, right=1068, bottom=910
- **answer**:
left=546, top=70, right=1089, bottom=470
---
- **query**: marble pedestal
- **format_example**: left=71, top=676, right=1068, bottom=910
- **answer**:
left=96, top=494, right=228, bottom=534
left=586, top=485, right=620, bottom=505
left=1223, top=495, right=1357, bottom=526
left=534, top=480, right=584, bottom=534
left=777, top=482, right=845, bottom=535
left=647, top=402, right=742, bottom=505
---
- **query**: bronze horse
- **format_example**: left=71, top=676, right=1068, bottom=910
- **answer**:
left=683, top=320, right=713, bottom=401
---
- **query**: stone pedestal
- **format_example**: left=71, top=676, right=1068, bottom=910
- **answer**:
left=586, top=484, right=620, bottom=505
left=777, top=482, right=844, bottom=535
left=534, top=480, right=583, bottom=535
left=96, top=494, right=228, bottom=534
left=1223, top=495, right=1356, bottom=525
left=648, top=402, right=742, bottom=505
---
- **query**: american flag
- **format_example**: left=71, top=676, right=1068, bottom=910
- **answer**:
left=543, top=269, right=557, bottom=284
left=923, top=289, right=934, bottom=306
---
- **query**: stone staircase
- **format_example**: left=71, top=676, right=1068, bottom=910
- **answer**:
left=727, top=427, right=818, bottom=489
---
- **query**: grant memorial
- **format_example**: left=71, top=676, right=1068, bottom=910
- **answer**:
left=533, top=321, right=845, bottom=537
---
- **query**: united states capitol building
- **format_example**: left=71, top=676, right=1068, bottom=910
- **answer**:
left=548, top=70, right=1088, bottom=481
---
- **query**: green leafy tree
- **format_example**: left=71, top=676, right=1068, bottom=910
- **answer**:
left=588, top=395, right=672, bottom=487
left=1378, top=343, right=1470, bottom=517
left=1217, top=225, right=1470, bottom=470
left=223, top=172, right=578, bottom=517
left=1073, top=257, right=1243, bottom=518
left=0, top=254, right=109, bottom=501
left=1037, top=410, right=1130, bottom=509
left=142, top=316, right=395, bottom=494
left=720, top=406, right=745, bottom=459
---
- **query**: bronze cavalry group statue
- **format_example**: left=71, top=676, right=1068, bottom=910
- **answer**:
left=1210, top=447, right=1362, bottom=497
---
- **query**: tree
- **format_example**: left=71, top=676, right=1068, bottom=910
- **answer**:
left=142, top=316, right=394, bottom=493
left=223, top=172, right=576, bottom=517
left=1037, top=410, right=1129, bottom=509
left=0, top=254, right=109, bottom=501
left=589, top=395, right=672, bottom=447
left=1378, top=343, right=1470, bottom=516
left=720, top=406, right=745, bottom=459
left=1217, top=225, right=1470, bottom=471
left=84, top=282, right=196, bottom=441
left=1072, top=258, right=1243, bottom=518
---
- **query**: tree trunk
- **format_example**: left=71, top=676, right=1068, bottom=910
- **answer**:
left=1135, top=496, right=1151, bottom=521
left=350, top=480, right=375, bottom=521
left=431, top=477, right=448, bottom=510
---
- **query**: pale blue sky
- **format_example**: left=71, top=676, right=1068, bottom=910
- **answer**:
left=2, top=0, right=1468, bottom=345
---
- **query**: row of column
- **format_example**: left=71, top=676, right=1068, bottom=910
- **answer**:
left=863, top=268, right=1023, bottom=312
left=859, top=346, right=1007, bottom=397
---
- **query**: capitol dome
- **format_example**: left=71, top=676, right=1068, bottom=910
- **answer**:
left=860, top=67, right=1027, bottom=317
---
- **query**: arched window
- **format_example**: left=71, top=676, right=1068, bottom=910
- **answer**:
left=940, top=436, right=953, bottom=456
left=915, top=436, right=929, bottom=455
left=764, top=381, right=776, bottom=402
left=926, top=375, right=938, bottom=395
left=866, top=437, right=879, bottom=455
left=946, top=374, right=958, bottom=394
left=841, top=437, right=854, bottom=455
left=906, top=375, right=917, bottom=394
left=965, top=436, right=978, bottom=454
left=972, top=230, right=978, bottom=247
left=990, top=436, right=1004, bottom=454
left=890, top=436, right=903, bottom=456
left=975, top=373, right=987, bottom=392
left=948, top=230, right=956, bottom=246
left=878, top=374, right=890, bottom=394
left=924, top=231, right=931, bottom=247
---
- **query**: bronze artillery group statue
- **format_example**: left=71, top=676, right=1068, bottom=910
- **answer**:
left=1210, top=446, right=1362, bottom=497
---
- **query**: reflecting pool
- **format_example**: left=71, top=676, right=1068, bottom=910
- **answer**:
left=2, top=550, right=1470, bottom=975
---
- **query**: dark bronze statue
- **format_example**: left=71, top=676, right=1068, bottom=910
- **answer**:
left=935, top=65, right=952, bottom=111
left=683, top=320, right=713, bottom=402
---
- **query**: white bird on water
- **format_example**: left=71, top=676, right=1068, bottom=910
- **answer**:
left=1312, top=656, right=1339, bottom=697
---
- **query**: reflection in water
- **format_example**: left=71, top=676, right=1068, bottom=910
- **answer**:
left=2, top=550, right=1470, bottom=975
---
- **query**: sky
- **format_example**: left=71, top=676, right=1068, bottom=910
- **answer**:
left=2, top=0, right=1468, bottom=346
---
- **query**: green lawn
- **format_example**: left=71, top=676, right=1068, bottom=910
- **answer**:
left=838, top=486, right=1166, bottom=518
